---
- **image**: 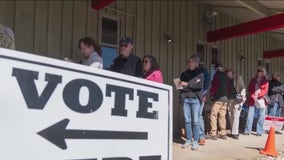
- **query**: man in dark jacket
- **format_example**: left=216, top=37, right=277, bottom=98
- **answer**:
left=110, top=37, right=143, bottom=77
left=268, top=72, right=284, bottom=134
left=207, top=63, right=229, bottom=140
left=179, top=55, right=204, bottom=150
left=268, top=72, right=284, bottom=117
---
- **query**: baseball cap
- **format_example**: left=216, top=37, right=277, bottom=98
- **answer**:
left=215, top=63, right=223, bottom=68
left=119, top=37, right=133, bottom=45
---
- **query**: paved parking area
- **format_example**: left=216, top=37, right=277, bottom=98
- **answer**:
left=173, top=132, right=284, bottom=160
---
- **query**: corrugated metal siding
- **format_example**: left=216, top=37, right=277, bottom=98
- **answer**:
left=211, top=11, right=284, bottom=84
left=1, top=0, right=284, bottom=133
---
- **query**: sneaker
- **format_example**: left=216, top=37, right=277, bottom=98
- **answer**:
left=181, top=140, right=192, bottom=149
left=206, top=135, right=218, bottom=140
left=275, top=130, right=283, bottom=135
left=231, top=134, right=239, bottom=140
left=219, top=135, right=227, bottom=140
left=243, top=132, right=250, bottom=135
left=199, top=138, right=206, bottom=145
left=256, top=133, right=262, bottom=136
left=264, top=130, right=269, bottom=134
left=191, top=141, right=199, bottom=150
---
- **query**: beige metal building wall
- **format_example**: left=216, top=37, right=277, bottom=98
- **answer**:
left=210, top=10, right=284, bottom=85
left=0, top=0, right=206, bottom=133
left=1, top=0, right=284, bottom=133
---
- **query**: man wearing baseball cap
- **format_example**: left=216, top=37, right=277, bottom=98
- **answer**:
left=110, top=36, right=143, bottom=77
left=207, top=63, right=229, bottom=140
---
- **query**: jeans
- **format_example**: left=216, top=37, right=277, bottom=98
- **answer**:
left=199, top=102, right=205, bottom=139
left=269, top=102, right=281, bottom=117
left=244, top=106, right=266, bottom=135
left=183, top=98, right=200, bottom=142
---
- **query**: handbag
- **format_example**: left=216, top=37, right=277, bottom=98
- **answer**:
left=263, top=95, right=271, bottom=105
left=255, top=98, right=265, bottom=109
left=234, top=77, right=243, bottom=104
left=234, top=93, right=243, bottom=104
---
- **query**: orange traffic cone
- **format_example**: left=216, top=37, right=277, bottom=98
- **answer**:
left=260, top=127, right=278, bottom=157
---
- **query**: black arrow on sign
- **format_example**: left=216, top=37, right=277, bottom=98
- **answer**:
left=37, top=118, right=148, bottom=150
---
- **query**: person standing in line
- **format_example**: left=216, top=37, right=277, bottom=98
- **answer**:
left=110, top=37, right=143, bottom=77
left=0, top=24, right=15, bottom=49
left=207, top=63, right=229, bottom=140
left=197, top=64, right=210, bottom=145
left=226, top=69, right=246, bottom=140
left=268, top=72, right=283, bottom=134
left=78, top=36, right=103, bottom=69
left=179, top=55, right=204, bottom=150
left=142, top=55, right=163, bottom=83
left=244, top=66, right=269, bottom=136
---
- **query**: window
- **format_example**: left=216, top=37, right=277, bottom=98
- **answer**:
left=211, top=47, right=219, bottom=65
left=257, top=59, right=264, bottom=67
left=265, top=62, right=270, bottom=77
left=101, top=46, right=117, bottom=69
left=196, top=42, right=206, bottom=65
left=100, top=16, right=119, bottom=69
left=101, top=16, right=118, bottom=45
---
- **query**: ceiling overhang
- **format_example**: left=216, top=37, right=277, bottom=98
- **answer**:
left=236, top=0, right=278, bottom=16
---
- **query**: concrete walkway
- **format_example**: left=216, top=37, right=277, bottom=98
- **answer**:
left=173, top=133, right=284, bottom=160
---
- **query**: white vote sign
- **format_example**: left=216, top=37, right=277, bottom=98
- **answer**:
left=0, top=48, right=172, bottom=160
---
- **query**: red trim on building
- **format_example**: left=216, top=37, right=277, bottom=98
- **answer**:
left=263, top=49, right=284, bottom=59
left=207, top=13, right=284, bottom=42
left=92, top=0, right=115, bottom=10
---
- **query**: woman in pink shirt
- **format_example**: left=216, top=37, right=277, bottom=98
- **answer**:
left=142, top=55, right=163, bottom=83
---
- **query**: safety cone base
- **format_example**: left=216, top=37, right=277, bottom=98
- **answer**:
left=260, top=149, right=278, bottom=157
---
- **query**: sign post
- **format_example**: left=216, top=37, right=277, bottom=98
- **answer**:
left=0, top=48, right=172, bottom=160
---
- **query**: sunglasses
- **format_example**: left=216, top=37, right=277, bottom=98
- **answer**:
left=257, top=70, right=264, bottom=73
left=143, top=60, right=149, bottom=64
left=120, top=44, right=130, bottom=48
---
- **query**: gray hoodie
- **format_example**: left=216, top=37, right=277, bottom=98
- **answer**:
left=82, top=52, right=103, bottom=69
